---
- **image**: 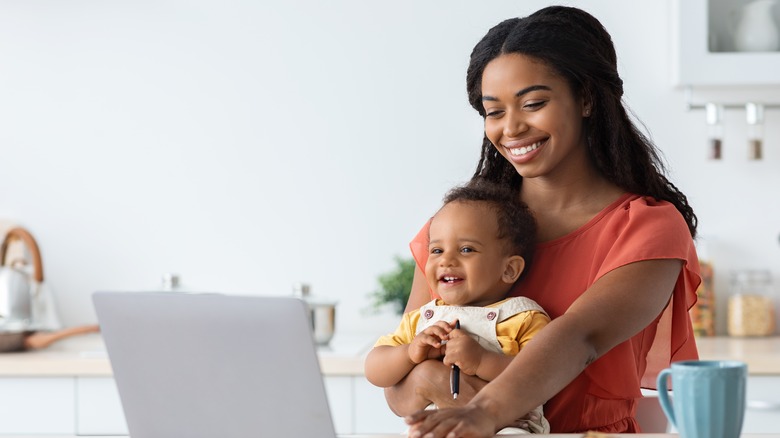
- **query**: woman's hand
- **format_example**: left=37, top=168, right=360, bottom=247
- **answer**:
left=405, top=404, right=497, bottom=438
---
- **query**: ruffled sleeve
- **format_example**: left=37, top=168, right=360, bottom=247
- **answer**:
left=409, top=219, right=434, bottom=299
left=584, top=196, right=701, bottom=394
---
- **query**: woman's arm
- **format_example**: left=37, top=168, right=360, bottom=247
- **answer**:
left=407, top=258, right=683, bottom=437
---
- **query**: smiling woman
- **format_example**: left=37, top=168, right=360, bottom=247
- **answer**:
left=391, top=5, right=702, bottom=437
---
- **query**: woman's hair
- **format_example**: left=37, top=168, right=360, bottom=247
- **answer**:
left=465, top=6, right=697, bottom=238
left=441, top=179, right=537, bottom=272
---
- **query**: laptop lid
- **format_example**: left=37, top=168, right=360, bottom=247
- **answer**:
left=93, top=291, right=337, bottom=438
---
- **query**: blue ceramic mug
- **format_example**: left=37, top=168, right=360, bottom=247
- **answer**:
left=657, top=360, right=747, bottom=438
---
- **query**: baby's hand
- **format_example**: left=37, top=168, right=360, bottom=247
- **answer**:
left=441, top=327, right=484, bottom=376
left=408, top=321, right=455, bottom=364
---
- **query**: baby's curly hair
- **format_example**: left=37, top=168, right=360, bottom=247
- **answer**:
left=441, top=179, right=537, bottom=272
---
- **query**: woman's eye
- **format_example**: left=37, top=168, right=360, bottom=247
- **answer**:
left=484, top=109, right=504, bottom=118
left=523, top=100, right=546, bottom=110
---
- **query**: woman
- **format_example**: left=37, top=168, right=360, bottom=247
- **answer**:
left=389, top=5, right=701, bottom=436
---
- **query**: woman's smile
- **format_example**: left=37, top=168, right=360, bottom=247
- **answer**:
left=503, top=138, right=547, bottom=164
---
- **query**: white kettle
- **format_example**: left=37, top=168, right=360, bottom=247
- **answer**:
left=0, top=227, right=41, bottom=330
left=733, top=0, right=780, bottom=52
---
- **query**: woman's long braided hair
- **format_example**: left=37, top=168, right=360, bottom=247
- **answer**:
left=465, top=6, right=697, bottom=238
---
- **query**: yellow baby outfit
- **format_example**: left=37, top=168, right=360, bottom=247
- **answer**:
left=375, top=296, right=551, bottom=434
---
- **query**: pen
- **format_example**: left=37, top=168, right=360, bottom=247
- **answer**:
left=450, top=320, right=460, bottom=400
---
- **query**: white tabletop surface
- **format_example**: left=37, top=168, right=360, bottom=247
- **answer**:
left=0, top=435, right=777, bottom=438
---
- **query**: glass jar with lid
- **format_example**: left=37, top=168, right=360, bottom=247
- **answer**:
left=727, top=270, right=776, bottom=336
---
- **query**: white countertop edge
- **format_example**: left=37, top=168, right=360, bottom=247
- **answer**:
left=0, top=434, right=777, bottom=438
left=1, top=334, right=779, bottom=378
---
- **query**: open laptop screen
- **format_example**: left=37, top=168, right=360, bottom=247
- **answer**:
left=93, top=292, right=337, bottom=438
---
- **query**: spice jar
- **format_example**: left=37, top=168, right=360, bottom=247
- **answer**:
left=727, top=270, right=776, bottom=336
left=690, top=238, right=715, bottom=336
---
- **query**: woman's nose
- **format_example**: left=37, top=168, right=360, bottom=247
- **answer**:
left=503, top=111, right=527, bottom=138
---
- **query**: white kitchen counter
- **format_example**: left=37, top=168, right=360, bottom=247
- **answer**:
left=2, top=333, right=779, bottom=377
left=0, top=435, right=777, bottom=438
left=0, top=332, right=375, bottom=377
left=694, top=335, right=780, bottom=375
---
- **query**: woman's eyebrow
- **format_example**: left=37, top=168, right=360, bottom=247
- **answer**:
left=482, top=84, right=552, bottom=102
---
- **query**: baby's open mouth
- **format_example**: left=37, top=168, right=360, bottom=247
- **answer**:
left=439, top=276, right=463, bottom=284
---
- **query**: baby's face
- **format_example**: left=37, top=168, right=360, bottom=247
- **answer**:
left=425, top=200, right=518, bottom=307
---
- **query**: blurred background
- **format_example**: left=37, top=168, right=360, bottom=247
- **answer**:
left=0, top=0, right=778, bottom=336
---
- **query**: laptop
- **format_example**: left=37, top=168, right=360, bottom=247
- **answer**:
left=92, top=291, right=337, bottom=438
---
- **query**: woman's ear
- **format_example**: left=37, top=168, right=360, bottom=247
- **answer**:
left=582, top=102, right=592, bottom=117
left=502, top=256, right=526, bottom=284
left=581, top=89, right=593, bottom=117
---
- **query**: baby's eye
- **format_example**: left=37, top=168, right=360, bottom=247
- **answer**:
left=460, top=247, right=475, bottom=254
left=430, top=248, right=443, bottom=255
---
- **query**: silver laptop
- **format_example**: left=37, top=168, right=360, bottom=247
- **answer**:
left=92, top=291, right=337, bottom=438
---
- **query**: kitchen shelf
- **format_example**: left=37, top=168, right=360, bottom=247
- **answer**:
left=672, top=0, right=780, bottom=87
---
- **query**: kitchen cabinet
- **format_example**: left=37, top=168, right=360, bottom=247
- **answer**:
left=0, top=377, right=74, bottom=434
left=0, top=375, right=402, bottom=436
left=353, top=378, right=407, bottom=434
left=672, top=0, right=780, bottom=86
left=744, top=376, right=780, bottom=433
left=75, top=377, right=128, bottom=435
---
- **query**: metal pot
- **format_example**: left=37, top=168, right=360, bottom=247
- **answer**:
left=292, top=283, right=337, bottom=346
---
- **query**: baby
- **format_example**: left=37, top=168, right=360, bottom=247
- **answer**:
left=364, top=180, right=550, bottom=434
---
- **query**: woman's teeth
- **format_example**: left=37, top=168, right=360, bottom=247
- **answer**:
left=509, top=141, right=541, bottom=156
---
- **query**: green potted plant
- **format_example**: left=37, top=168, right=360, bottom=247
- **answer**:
left=368, top=256, right=416, bottom=315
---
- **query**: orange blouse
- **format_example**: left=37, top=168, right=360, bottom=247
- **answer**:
left=409, top=193, right=700, bottom=433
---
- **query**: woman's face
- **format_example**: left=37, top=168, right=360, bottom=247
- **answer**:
left=481, top=53, right=590, bottom=180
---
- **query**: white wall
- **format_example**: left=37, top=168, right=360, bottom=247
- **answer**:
left=1, top=0, right=778, bottom=336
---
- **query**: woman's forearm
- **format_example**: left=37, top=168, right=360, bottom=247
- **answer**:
left=471, top=259, right=682, bottom=427
left=470, top=315, right=594, bottom=426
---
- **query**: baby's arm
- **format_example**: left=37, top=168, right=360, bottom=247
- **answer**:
left=364, top=344, right=418, bottom=388
left=365, top=321, right=454, bottom=388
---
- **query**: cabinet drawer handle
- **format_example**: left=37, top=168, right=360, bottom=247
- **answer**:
left=747, top=400, right=780, bottom=411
